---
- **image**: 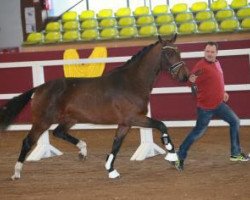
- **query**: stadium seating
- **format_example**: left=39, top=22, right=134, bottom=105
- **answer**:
left=136, top=15, right=154, bottom=26
left=175, top=12, right=194, bottom=24
left=215, top=9, right=235, bottom=21
left=236, top=7, right=250, bottom=20
left=80, top=19, right=98, bottom=29
left=79, top=10, right=95, bottom=21
left=158, top=23, right=177, bottom=36
left=133, top=6, right=150, bottom=17
left=25, top=32, right=44, bottom=44
left=62, top=21, right=79, bottom=31
left=117, top=17, right=135, bottom=27
left=44, top=31, right=62, bottom=43
left=155, top=14, right=174, bottom=25
left=99, top=27, right=118, bottom=39
left=241, top=17, right=250, bottom=30
left=81, top=29, right=99, bottom=41
left=152, top=5, right=168, bottom=16
left=171, top=3, right=188, bottom=15
left=195, top=10, right=214, bottom=22
left=198, top=20, right=218, bottom=33
left=190, top=1, right=208, bottom=13
left=230, top=0, right=248, bottom=10
left=119, top=26, right=138, bottom=38
left=45, top=22, right=61, bottom=32
left=62, top=11, right=78, bottom=22
left=97, top=9, right=113, bottom=19
left=62, top=30, right=80, bottom=42
left=115, top=7, right=132, bottom=18
left=219, top=18, right=240, bottom=32
left=99, top=18, right=117, bottom=28
left=138, top=25, right=157, bottom=37
left=178, top=21, right=197, bottom=34
left=210, top=0, right=228, bottom=12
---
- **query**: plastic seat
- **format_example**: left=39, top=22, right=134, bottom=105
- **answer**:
left=99, top=27, right=118, bottom=39
left=62, top=11, right=78, bottom=22
left=63, top=21, right=79, bottom=31
left=198, top=20, right=218, bottom=33
left=97, top=9, right=113, bottom=19
left=118, top=17, right=135, bottom=27
left=219, top=18, right=240, bottom=32
left=155, top=14, right=174, bottom=25
left=62, top=30, right=80, bottom=42
left=236, top=7, right=250, bottom=20
left=80, top=19, right=98, bottom=29
left=195, top=10, right=214, bottom=22
left=25, top=32, right=43, bottom=44
left=241, top=17, right=250, bottom=30
left=133, top=6, right=150, bottom=17
left=119, top=26, right=138, bottom=38
left=230, top=0, right=248, bottom=10
left=79, top=10, right=95, bottom=21
left=136, top=15, right=154, bottom=26
left=115, top=7, right=131, bottom=18
left=81, top=29, right=99, bottom=40
left=138, top=25, right=157, bottom=37
left=44, top=32, right=62, bottom=43
left=152, top=5, right=168, bottom=16
left=171, top=3, right=188, bottom=15
left=158, top=23, right=177, bottom=36
left=175, top=12, right=194, bottom=24
left=178, top=21, right=197, bottom=34
left=215, top=9, right=235, bottom=22
left=210, top=0, right=228, bottom=12
left=45, top=22, right=61, bottom=32
left=99, top=18, right=117, bottom=28
left=190, top=2, right=208, bottom=13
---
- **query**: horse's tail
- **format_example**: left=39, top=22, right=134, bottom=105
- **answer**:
left=0, top=88, right=36, bottom=131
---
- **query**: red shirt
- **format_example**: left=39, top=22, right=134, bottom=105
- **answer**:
left=190, top=58, right=225, bottom=109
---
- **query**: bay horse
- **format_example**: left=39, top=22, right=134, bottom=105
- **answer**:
left=0, top=34, right=189, bottom=180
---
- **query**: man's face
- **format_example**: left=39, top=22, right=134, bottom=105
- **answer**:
left=204, top=45, right=218, bottom=62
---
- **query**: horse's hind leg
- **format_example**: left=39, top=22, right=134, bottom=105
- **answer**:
left=52, top=124, right=87, bottom=159
left=105, top=125, right=130, bottom=179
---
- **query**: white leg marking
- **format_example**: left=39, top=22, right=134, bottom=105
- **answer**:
left=165, top=153, right=178, bottom=161
left=165, top=143, right=173, bottom=151
left=105, top=154, right=114, bottom=170
left=11, top=162, right=23, bottom=180
left=76, top=140, right=87, bottom=157
left=108, top=170, right=120, bottom=179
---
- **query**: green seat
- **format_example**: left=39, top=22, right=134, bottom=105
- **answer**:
left=219, top=18, right=240, bottom=32
left=195, top=10, right=214, bottom=22
left=241, top=17, right=250, bottom=30
left=155, top=14, right=174, bottom=25
left=119, top=26, right=138, bottom=38
left=97, top=9, right=113, bottom=19
left=100, top=28, right=118, bottom=39
left=80, top=19, right=98, bottom=29
left=118, top=17, right=135, bottom=27
left=62, top=30, right=80, bottom=42
left=25, top=32, right=43, bottom=44
left=178, top=21, right=197, bottom=34
left=63, top=21, right=79, bottom=31
left=138, top=25, right=157, bottom=37
left=175, top=12, right=194, bottom=24
left=190, top=2, right=208, bottom=13
left=215, top=9, right=235, bottom=21
left=152, top=5, right=168, bottom=16
left=44, top=32, right=62, bottom=43
left=62, top=11, right=78, bottom=22
left=79, top=10, right=95, bottom=21
left=171, top=3, right=188, bottom=15
left=81, top=29, right=99, bottom=40
left=115, top=7, right=131, bottom=18
left=211, top=0, right=228, bottom=12
left=198, top=20, right=218, bottom=33
left=236, top=7, right=250, bottom=19
left=136, top=15, right=154, bottom=26
left=99, top=18, right=117, bottom=28
left=158, top=23, right=177, bottom=36
left=133, top=6, right=150, bottom=17
left=45, top=22, right=61, bottom=32
left=230, top=0, right=248, bottom=10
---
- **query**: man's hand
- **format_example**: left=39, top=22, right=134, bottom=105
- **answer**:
left=189, top=74, right=198, bottom=83
left=224, top=92, right=229, bottom=102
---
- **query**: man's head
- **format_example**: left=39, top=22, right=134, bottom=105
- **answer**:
left=204, top=41, right=218, bottom=62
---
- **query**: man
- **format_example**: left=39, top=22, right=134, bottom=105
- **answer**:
left=174, top=41, right=248, bottom=171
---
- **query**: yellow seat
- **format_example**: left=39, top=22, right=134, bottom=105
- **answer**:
left=97, top=9, right=113, bottom=19
left=118, top=17, right=135, bottom=27
left=171, top=3, right=188, bottom=15
left=133, top=6, right=150, bottom=17
left=152, top=5, right=168, bottom=16
left=99, top=18, right=117, bottom=28
left=100, top=28, right=118, bottom=39
left=158, top=23, right=177, bottom=36
left=178, top=21, right=197, bottom=34
left=195, top=10, right=214, bottom=22
left=63, top=21, right=79, bottom=31
left=191, top=2, right=208, bottom=13
left=155, top=14, right=174, bottom=25
left=62, top=30, right=79, bottom=42
left=136, top=15, right=154, bottom=26
left=236, top=7, right=250, bottom=19
left=198, top=20, right=218, bottom=33
left=175, top=12, right=194, bottom=24
left=138, top=25, right=157, bottom=37
left=241, top=17, right=250, bottom=30
left=81, top=29, right=99, bottom=40
left=230, top=0, right=248, bottom=10
left=219, top=18, right=240, bottom=32
left=80, top=19, right=98, bottom=29
left=62, top=11, right=78, bottom=22
left=45, top=22, right=61, bottom=32
left=44, top=32, right=62, bottom=43
left=215, top=9, right=235, bottom=21
left=211, top=0, right=228, bottom=12
left=119, top=26, right=138, bottom=38
left=25, top=32, right=43, bottom=44
left=79, top=10, right=95, bottom=21
left=115, top=7, right=131, bottom=18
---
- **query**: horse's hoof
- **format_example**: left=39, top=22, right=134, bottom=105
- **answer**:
left=108, top=170, right=120, bottom=179
left=78, top=153, right=87, bottom=161
left=11, top=174, right=20, bottom=181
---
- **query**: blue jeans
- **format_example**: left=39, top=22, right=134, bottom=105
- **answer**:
left=178, top=102, right=241, bottom=160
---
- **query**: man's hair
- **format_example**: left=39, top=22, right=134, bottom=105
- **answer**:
left=205, top=41, right=219, bottom=50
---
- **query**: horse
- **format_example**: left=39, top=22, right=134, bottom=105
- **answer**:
left=0, top=34, right=189, bottom=180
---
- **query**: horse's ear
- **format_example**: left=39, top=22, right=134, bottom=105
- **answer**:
left=169, top=33, right=178, bottom=43
left=158, top=35, right=163, bottom=43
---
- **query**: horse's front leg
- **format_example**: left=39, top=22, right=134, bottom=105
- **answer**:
left=105, top=125, right=130, bottom=179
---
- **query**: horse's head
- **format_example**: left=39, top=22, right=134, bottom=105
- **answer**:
left=158, top=34, right=189, bottom=82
